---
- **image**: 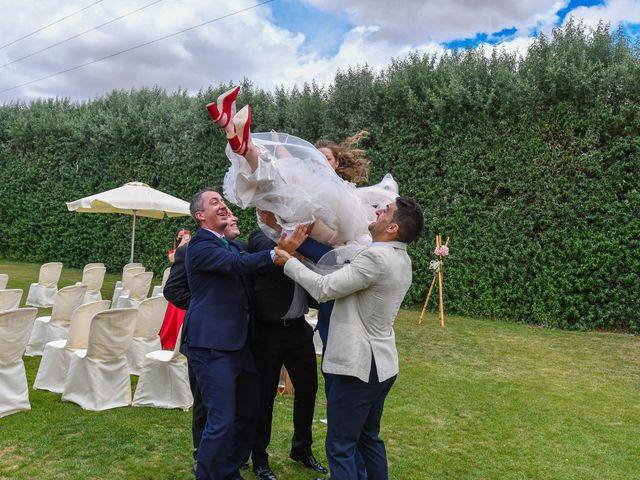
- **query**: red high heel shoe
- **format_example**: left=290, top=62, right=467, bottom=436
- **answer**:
left=232, top=105, right=252, bottom=156
left=227, top=134, right=242, bottom=152
left=206, top=85, right=240, bottom=128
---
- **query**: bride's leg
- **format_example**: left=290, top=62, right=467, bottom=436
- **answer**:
left=232, top=105, right=259, bottom=172
left=206, top=87, right=258, bottom=171
left=242, top=143, right=260, bottom=172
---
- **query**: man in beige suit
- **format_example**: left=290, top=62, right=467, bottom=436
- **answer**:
left=275, top=196, right=424, bottom=480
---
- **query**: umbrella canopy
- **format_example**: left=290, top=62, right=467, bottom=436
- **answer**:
left=66, top=181, right=190, bottom=218
left=66, top=182, right=191, bottom=262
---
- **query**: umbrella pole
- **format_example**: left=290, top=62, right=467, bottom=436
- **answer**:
left=130, top=211, right=137, bottom=263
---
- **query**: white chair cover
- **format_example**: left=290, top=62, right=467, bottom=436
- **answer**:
left=83, top=263, right=105, bottom=273
left=124, top=263, right=144, bottom=271
left=26, top=262, right=63, bottom=307
left=0, top=274, right=8, bottom=290
left=112, top=266, right=145, bottom=307
left=25, top=285, right=87, bottom=356
left=33, top=300, right=111, bottom=393
left=62, top=308, right=137, bottom=411
left=0, top=289, right=23, bottom=312
left=0, top=308, right=38, bottom=417
left=80, top=266, right=106, bottom=304
left=116, top=271, right=153, bottom=309
left=115, top=263, right=144, bottom=289
left=132, top=326, right=193, bottom=410
left=151, top=267, right=171, bottom=297
left=127, top=296, right=167, bottom=375
left=305, top=309, right=323, bottom=355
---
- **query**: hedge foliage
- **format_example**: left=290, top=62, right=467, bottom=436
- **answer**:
left=1, top=22, right=639, bottom=331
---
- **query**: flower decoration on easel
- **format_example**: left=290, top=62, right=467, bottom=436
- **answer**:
left=419, top=235, right=450, bottom=327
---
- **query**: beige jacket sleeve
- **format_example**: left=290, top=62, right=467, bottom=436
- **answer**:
left=283, top=250, right=379, bottom=303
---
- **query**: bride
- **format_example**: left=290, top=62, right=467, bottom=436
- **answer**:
left=207, top=86, right=399, bottom=246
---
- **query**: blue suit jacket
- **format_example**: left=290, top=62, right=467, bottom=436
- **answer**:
left=184, top=227, right=272, bottom=350
left=297, top=236, right=332, bottom=263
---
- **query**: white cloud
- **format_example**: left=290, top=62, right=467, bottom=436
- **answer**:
left=304, top=0, right=566, bottom=42
left=476, top=35, right=536, bottom=59
left=0, top=0, right=304, bottom=102
left=562, top=0, right=640, bottom=29
left=0, top=0, right=638, bottom=103
left=275, top=25, right=445, bottom=88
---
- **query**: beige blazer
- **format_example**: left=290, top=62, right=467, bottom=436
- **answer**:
left=283, top=241, right=412, bottom=382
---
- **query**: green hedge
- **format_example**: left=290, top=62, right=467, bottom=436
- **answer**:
left=1, top=22, right=638, bottom=331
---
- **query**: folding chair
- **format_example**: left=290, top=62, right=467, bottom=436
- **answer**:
left=127, top=296, right=168, bottom=375
left=115, top=271, right=153, bottom=309
left=151, top=267, right=171, bottom=297
left=132, top=326, right=193, bottom=410
left=25, top=284, right=87, bottom=356
left=112, top=265, right=144, bottom=307
left=26, top=262, right=63, bottom=307
left=61, top=308, right=138, bottom=411
left=0, top=308, right=38, bottom=417
left=78, top=266, right=106, bottom=304
left=33, top=300, right=111, bottom=393
left=83, top=263, right=105, bottom=272
left=0, top=289, right=22, bottom=312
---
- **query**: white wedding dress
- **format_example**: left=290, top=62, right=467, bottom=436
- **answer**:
left=223, top=132, right=399, bottom=246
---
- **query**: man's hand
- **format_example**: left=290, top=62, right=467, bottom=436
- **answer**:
left=274, top=247, right=293, bottom=266
left=276, top=223, right=309, bottom=254
left=257, top=209, right=282, bottom=233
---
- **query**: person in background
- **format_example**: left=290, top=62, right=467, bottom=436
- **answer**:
left=247, top=220, right=328, bottom=480
left=159, top=228, right=191, bottom=349
left=169, top=228, right=191, bottom=264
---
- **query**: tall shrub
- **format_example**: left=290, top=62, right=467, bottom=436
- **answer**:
left=1, top=22, right=638, bottom=331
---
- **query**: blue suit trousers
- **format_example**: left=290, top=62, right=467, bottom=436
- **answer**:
left=188, top=345, right=259, bottom=480
left=326, top=361, right=396, bottom=480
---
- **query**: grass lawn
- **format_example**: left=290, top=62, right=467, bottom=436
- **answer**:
left=0, top=259, right=639, bottom=479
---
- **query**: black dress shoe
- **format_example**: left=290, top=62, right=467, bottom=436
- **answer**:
left=253, top=464, right=278, bottom=480
left=289, top=453, right=329, bottom=474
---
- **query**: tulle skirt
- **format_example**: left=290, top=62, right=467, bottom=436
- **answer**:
left=223, top=132, right=399, bottom=246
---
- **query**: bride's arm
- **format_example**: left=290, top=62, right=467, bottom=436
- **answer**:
left=271, top=130, right=293, bottom=159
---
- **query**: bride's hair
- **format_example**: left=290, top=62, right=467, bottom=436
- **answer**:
left=315, top=131, right=370, bottom=184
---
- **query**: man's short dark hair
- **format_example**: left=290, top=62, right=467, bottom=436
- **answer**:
left=190, top=187, right=217, bottom=226
left=393, top=196, right=424, bottom=243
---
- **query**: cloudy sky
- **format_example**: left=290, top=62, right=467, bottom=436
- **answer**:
left=0, top=0, right=638, bottom=103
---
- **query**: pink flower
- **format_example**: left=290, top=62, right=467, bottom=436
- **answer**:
left=434, top=245, right=449, bottom=257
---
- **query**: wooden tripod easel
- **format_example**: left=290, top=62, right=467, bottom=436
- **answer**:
left=418, top=235, right=449, bottom=327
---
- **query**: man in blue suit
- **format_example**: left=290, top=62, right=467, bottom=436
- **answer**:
left=184, top=188, right=274, bottom=480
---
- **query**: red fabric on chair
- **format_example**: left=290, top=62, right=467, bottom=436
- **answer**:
left=159, top=301, right=185, bottom=350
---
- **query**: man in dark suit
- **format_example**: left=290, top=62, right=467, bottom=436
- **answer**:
left=184, top=188, right=274, bottom=480
left=164, top=213, right=244, bottom=474
left=259, top=213, right=367, bottom=479
left=248, top=230, right=328, bottom=480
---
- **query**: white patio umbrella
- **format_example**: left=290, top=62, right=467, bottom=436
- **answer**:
left=66, top=182, right=191, bottom=263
